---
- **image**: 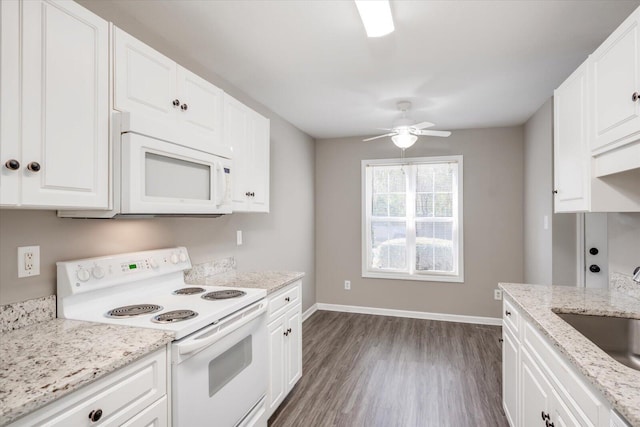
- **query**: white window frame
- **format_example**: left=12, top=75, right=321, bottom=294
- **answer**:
left=361, top=155, right=464, bottom=283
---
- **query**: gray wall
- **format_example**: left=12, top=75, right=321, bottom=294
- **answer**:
left=523, top=100, right=553, bottom=284
left=608, top=213, right=640, bottom=277
left=523, top=98, right=576, bottom=286
left=315, top=127, right=524, bottom=319
left=0, top=1, right=316, bottom=310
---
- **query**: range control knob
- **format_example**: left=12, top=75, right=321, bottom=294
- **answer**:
left=170, top=253, right=179, bottom=264
left=76, top=267, right=90, bottom=282
left=179, top=253, right=187, bottom=262
left=149, top=258, right=159, bottom=269
left=91, top=266, right=105, bottom=279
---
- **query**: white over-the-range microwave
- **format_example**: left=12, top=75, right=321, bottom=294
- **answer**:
left=60, top=112, right=232, bottom=218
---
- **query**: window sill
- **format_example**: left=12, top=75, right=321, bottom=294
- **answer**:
left=362, top=271, right=464, bottom=283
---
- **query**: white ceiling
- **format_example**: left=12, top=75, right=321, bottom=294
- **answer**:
left=90, top=0, right=639, bottom=139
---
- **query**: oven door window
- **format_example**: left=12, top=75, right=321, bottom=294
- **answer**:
left=145, top=152, right=211, bottom=200
left=208, top=335, right=252, bottom=397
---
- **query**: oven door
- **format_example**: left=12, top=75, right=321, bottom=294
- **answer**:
left=171, top=302, right=267, bottom=427
left=121, top=133, right=231, bottom=214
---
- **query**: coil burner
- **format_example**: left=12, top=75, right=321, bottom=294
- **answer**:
left=152, top=310, right=198, bottom=324
left=201, top=290, right=247, bottom=300
left=106, top=304, right=163, bottom=318
left=173, top=287, right=206, bottom=295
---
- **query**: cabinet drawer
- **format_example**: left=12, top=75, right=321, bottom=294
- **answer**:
left=268, top=282, right=300, bottom=321
left=522, top=321, right=605, bottom=427
left=121, top=396, right=167, bottom=427
left=10, top=348, right=167, bottom=427
left=503, top=298, right=519, bottom=335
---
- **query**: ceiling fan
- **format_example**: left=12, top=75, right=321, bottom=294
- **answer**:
left=363, top=101, right=451, bottom=149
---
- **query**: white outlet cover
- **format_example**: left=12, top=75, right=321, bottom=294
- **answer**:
left=18, top=246, right=40, bottom=278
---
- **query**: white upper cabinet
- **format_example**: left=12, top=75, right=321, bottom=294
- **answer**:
left=1, top=0, right=109, bottom=209
left=553, top=6, right=640, bottom=212
left=113, top=27, right=228, bottom=158
left=224, top=94, right=270, bottom=213
left=590, top=7, right=640, bottom=153
left=590, top=6, right=640, bottom=177
left=554, top=60, right=591, bottom=212
left=113, top=28, right=177, bottom=122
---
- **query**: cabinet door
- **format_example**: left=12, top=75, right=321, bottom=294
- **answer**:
left=502, top=328, right=519, bottom=427
left=521, top=349, right=551, bottom=427
left=267, top=315, right=287, bottom=416
left=225, top=94, right=251, bottom=210
left=113, top=27, right=178, bottom=122
left=554, top=60, right=590, bottom=212
left=550, top=388, right=582, bottom=427
left=0, top=0, right=21, bottom=206
left=176, top=66, right=227, bottom=157
left=121, top=396, right=168, bottom=427
left=285, top=305, right=302, bottom=390
left=247, top=111, right=270, bottom=212
left=21, top=0, right=109, bottom=208
left=591, top=7, right=640, bottom=152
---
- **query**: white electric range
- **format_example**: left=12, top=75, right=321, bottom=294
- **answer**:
left=57, top=247, right=268, bottom=427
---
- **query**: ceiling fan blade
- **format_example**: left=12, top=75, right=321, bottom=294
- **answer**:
left=411, top=121, right=435, bottom=130
left=415, top=130, right=451, bottom=137
left=363, top=132, right=397, bottom=142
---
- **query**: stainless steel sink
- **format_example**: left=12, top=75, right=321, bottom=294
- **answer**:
left=556, top=313, right=640, bottom=371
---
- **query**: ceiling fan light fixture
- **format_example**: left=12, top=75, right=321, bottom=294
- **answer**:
left=391, top=133, right=417, bottom=149
left=354, top=0, right=394, bottom=38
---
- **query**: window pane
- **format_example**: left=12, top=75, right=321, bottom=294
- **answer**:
left=371, top=221, right=406, bottom=270
left=372, top=194, right=388, bottom=216
left=416, top=193, right=433, bottom=217
left=434, top=166, right=453, bottom=192
left=434, top=193, right=453, bottom=217
left=373, top=169, right=388, bottom=193
left=388, top=168, right=405, bottom=192
left=416, top=167, right=433, bottom=192
left=388, top=194, right=405, bottom=217
left=416, top=221, right=454, bottom=273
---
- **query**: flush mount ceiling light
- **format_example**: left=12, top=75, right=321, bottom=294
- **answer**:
left=354, top=0, right=394, bottom=38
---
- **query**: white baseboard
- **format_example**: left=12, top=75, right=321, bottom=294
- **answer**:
left=302, top=303, right=318, bottom=322
left=315, top=303, right=502, bottom=326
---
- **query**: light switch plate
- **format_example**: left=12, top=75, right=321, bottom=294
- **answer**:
left=18, top=246, right=40, bottom=278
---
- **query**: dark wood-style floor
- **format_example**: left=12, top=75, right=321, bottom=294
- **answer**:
left=269, top=310, right=509, bottom=427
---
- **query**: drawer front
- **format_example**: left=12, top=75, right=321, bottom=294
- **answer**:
left=268, top=281, right=300, bottom=321
left=522, top=321, right=605, bottom=427
left=11, top=348, right=167, bottom=427
left=503, top=297, right=519, bottom=336
left=121, top=396, right=167, bottom=427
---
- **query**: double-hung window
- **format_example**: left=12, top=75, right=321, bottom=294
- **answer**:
left=362, top=156, right=463, bottom=282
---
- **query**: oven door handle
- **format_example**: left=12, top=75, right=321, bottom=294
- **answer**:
left=176, top=302, right=266, bottom=355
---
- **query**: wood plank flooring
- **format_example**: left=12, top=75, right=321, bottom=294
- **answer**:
left=268, top=310, right=508, bottom=427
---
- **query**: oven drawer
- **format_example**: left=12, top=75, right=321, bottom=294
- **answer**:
left=268, top=281, right=301, bottom=321
left=9, top=348, right=167, bottom=427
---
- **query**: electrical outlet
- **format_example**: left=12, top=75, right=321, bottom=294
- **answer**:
left=344, top=280, right=351, bottom=290
left=494, top=289, right=503, bottom=301
left=18, top=246, right=40, bottom=278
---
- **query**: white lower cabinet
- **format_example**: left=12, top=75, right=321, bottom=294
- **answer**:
left=266, top=281, right=302, bottom=417
left=9, top=348, right=168, bottom=427
left=502, top=298, right=624, bottom=427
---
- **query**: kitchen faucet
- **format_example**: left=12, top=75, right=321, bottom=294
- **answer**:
left=634, top=266, right=640, bottom=284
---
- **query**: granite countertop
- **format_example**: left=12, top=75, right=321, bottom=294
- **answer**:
left=499, top=283, right=640, bottom=426
left=188, top=271, right=305, bottom=295
left=0, top=319, right=173, bottom=425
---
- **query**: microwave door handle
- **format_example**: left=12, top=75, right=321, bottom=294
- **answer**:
left=215, top=161, right=225, bottom=207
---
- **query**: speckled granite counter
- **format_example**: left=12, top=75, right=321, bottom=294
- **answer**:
left=188, top=271, right=305, bottom=295
left=0, top=319, right=173, bottom=425
left=499, top=283, right=640, bottom=426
